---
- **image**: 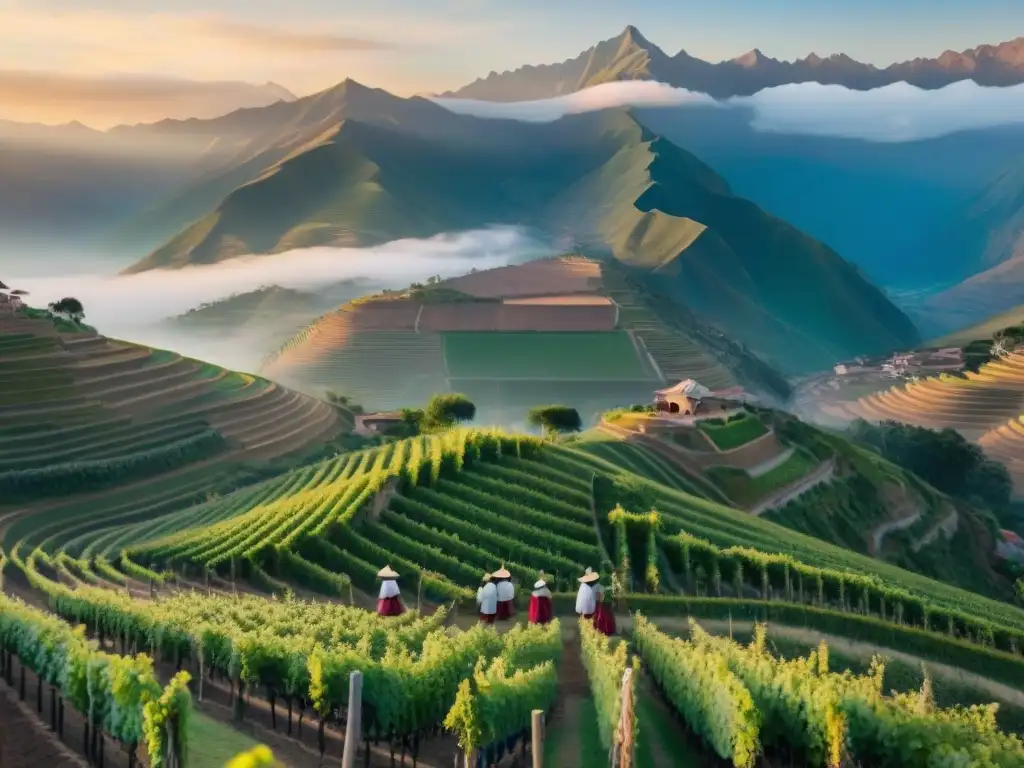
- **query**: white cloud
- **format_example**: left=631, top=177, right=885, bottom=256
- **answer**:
left=6, top=227, right=555, bottom=371
left=435, top=81, right=719, bottom=121
left=433, top=79, right=1024, bottom=142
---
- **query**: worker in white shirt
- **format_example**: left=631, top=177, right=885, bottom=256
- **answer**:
left=576, top=567, right=598, bottom=618
left=376, top=565, right=405, bottom=616
left=477, top=572, right=498, bottom=624
left=492, top=566, right=516, bottom=620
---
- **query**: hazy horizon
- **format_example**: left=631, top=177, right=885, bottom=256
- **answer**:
left=2, top=1, right=1023, bottom=127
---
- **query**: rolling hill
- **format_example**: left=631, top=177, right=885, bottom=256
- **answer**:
left=121, top=90, right=919, bottom=373
left=444, top=26, right=1024, bottom=101
left=262, top=256, right=784, bottom=421
left=0, top=311, right=347, bottom=517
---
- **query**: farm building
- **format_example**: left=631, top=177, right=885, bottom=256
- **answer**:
left=997, top=529, right=1024, bottom=565
left=354, top=411, right=405, bottom=435
left=653, top=379, right=753, bottom=415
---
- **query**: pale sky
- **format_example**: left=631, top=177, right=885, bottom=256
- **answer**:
left=2, top=0, right=1022, bottom=126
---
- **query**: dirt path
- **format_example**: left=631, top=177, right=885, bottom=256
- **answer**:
left=912, top=510, right=959, bottom=552
left=869, top=509, right=921, bottom=555
left=548, top=626, right=587, bottom=768
left=627, top=615, right=1024, bottom=709
left=0, top=679, right=88, bottom=768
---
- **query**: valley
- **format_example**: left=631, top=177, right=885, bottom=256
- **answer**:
left=5, top=10, right=1024, bottom=767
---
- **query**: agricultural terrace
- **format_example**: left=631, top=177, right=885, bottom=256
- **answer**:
left=22, top=429, right=1024, bottom=653
left=263, top=258, right=768, bottom=420
left=440, top=256, right=602, bottom=298
left=7, top=427, right=1024, bottom=764
left=979, top=416, right=1024, bottom=496
left=442, top=332, right=657, bottom=380
left=829, top=352, right=1024, bottom=495
left=600, top=263, right=737, bottom=391
left=0, top=317, right=343, bottom=505
left=697, top=411, right=769, bottom=451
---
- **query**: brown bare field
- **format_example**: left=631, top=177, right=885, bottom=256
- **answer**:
left=419, top=302, right=617, bottom=332
left=442, top=256, right=602, bottom=298
left=502, top=295, right=612, bottom=305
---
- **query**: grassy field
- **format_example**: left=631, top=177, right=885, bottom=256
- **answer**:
left=706, top=450, right=818, bottom=506
left=698, top=412, right=768, bottom=451
left=442, top=331, right=655, bottom=380
left=188, top=712, right=265, bottom=768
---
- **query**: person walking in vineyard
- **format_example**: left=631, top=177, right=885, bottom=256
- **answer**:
left=477, top=572, right=497, bottom=624
left=576, top=567, right=598, bottom=618
left=592, top=579, right=616, bottom=636
left=493, top=566, right=516, bottom=620
left=376, top=566, right=405, bottom=616
left=528, top=573, right=553, bottom=625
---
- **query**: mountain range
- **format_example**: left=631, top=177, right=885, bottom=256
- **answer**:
left=0, top=74, right=295, bottom=129
left=95, top=79, right=919, bottom=373
left=444, top=26, right=1024, bottom=101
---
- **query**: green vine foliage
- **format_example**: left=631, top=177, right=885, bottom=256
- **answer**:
left=143, top=671, right=192, bottom=768
left=579, top=619, right=638, bottom=757
left=0, top=592, right=187, bottom=758
left=634, top=613, right=1024, bottom=767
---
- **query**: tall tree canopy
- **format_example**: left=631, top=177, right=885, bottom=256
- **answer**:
left=848, top=419, right=1011, bottom=515
left=528, top=405, right=582, bottom=436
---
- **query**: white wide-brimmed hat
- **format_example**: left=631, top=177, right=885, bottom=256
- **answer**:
left=578, top=567, right=599, bottom=584
left=492, top=566, right=511, bottom=579
left=534, top=578, right=548, bottom=589
left=481, top=572, right=493, bottom=582
left=377, top=565, right=399, bottom=579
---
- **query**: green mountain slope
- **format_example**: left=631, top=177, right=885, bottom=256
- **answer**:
left=921, top=157, right=1024, bottom=331
left=125, top=102, right=918, bottom=372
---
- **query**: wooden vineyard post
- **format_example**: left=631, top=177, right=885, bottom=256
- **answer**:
left=531, top=709, right=544, bottom=768
left=416, top=574, right=423, bottom=613
left=342, top=670, right=363, bottom=768
left=613, top=667, right=634, bottom=768
left=348, top=582, right=355, bottom=606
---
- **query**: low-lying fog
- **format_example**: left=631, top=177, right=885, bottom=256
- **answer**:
left=434, top=79, right=1024, bottom=142
left=6, top=226, right=556, bottom=373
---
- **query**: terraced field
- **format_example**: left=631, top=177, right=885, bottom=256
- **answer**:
left=827, top=352, right=1024, bottom=495
left=7, top=421, right=1024, bottom=766
left=0, top=316, right=345, bottom=509
left=599, top=264, right=736, bottom=390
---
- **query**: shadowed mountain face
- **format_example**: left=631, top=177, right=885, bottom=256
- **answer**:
left=444, top=26, right=1024, bottom=101
left=113, top=83, right=919, bottom=373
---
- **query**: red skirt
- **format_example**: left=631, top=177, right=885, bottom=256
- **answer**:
left=593, top=602, right=616, bottom=635
left=496, top=599, right=515, bottom=620
left=479, top=612, right=496, bottom=624
left=528, top=596, right=553, bottom=625
left=377, top=596, right=405, bottom=617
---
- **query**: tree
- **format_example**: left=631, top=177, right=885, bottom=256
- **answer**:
left=528, top=405, right=582, bottom=436
left=49, top=296, right=85, bottom=322
left=847, top=419, right=1012, bottom=516
left=424, top=393, right=476, bottom=429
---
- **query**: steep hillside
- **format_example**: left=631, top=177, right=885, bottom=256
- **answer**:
left=128, top=101, right=919, bottom=372
left=595, top=405, right=1008, bottom=599
left=445, top=26, right=1024, bottom=100
left=920, top=157, right=1024, bottom=330
left=0, top=312, right=346, bottom=511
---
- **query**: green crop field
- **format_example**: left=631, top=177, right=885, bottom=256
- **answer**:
left=698, top=412, right=769, bottom=450
left=442, top=331, right=655, bottom=380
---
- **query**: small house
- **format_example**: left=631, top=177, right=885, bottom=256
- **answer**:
left=653, top=379, right=748, bottom=415
left=997, top=530, right=1024, bottom=565
left=354, top=411, right=405, bottom=435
